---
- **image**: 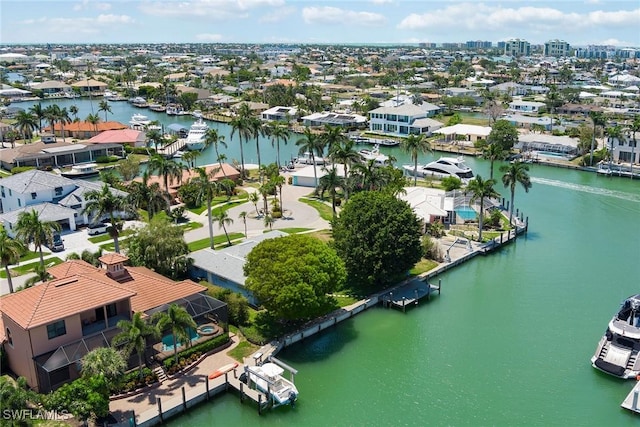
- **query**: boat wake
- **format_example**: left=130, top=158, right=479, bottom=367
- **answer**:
left=530, top=177, right=640, bottom=203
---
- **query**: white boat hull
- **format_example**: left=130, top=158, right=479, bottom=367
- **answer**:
left=245, top=363, right=298, bottom=406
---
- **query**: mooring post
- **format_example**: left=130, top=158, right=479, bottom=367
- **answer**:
left=633, top=390, right=639, bottom=410
left=233, top=367, right=237, bottom=379
left=157, top=397, right=163, bottom=423
left=525, top=217, right=529, bottom=234
left=414, top=289, right=419, bottom=305
left=225, top=372, right=229, bottom=391
left=258, top=394, right=262, bottom=415
left=402, top=296, right=406, bottom=313
left=240, top=381, right=244, bottom=403
left=131, top=410, right=136, bottom=427
left=438, top=279, right=442, bottom=294
left=206, top=376, right=210, bottom=401
left=181, top=386, right=187, bottom=411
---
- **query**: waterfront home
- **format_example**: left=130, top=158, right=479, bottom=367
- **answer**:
left=261, top=106, right=298, bottom=122
left=43, top=120, right=128, bottom=140
left=507, top=100, right=547, bottom=114
left=607, top=129, right=639, bottom=165
left=516, top=133, right=579, bottom=156
left=0, top=139, right=125, bottom=171
left=489, top=82, right=528, bottom=96
left=190, top=230, right=288, bottom=306
left=30, top=80, right=72, bottom=97
left=70, top=79, right=108, bottom=95
left=369, top=104, right=443, bottom=137
left=0, top=170, right=128, bottom=234
left=301, top=111, right=367, bottom=129
left=0, top=254, right=227, bottom=392
left=399, top=187, right=450, bottom=228
left=502, top=114, right=553, bottom=131
left=86, top=129, right=146, bottom=148
left=434, top=124, right=492, bottom=147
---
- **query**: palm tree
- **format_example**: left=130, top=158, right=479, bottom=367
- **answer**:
left=57, top=107, right=71, bottom=142
left=267, top=122, right=290, bottom=168
left=296, top=127, right=324, bottom=192
left=85, top=113, right=101, bottom=135
left=195, top=167, right=220, bottom=249
left=112, top=312, right=159, bottom=380
left=401, top=134, right=432, bottom=186
left=238, top=211, right=248, bottom=237
left=589, top=111, right=605, bottom=166
left=483, top=143, right=506, bottom=180
left=263, top=214, right=275, bottom=231
left=24, top=263, right=52, bottom=288
left=83, top=184, right=133, bottom=253
left=322, top=125, right=347, bottom=159
left=28, top=103, right=45, bottom=133
left=230, top=103, right=253, bottom=178
left=204, top=129, right=227, bottom=177
left=605, top=125, right=623, bottom=171
left=499, top=161, right=532, bottom=226
left=330, top=139, right=360, bottom=178
left=148, top=155, right=185, bottom=193
left=629, top=117, right=640, bottom=180
left=319, top=167, right=344, bottom=214
left=152, top=304, right=196, bottom=362
left=465, top=175, right=500, bottom=242
left=272, top=174, right=286, bottom=212
left=0, top=228, right=25, bottom=294
left=98, top=100, right=112, bottom=122
left=127, top=171, right=169, bottom=221
left=69, top=104, right=79, bottom=122
left=43, top=104, right=61, bottom=141
left=248, top=191, right=260, bottom=216
left=80, top=347, right=126, bottom=389
left=248, top=117, right=265, bottom=181
left=213, top=210, right=234, bottom=246
left=145, top=129, right=164, bottom=152
left=14, top=209, right=61, bottom=269
left=13, top=111, right=38, bottom=142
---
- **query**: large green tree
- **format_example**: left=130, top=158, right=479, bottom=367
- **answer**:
left=500, top=161, right=532, bottom=225
left=244, top=234, right=346, bottom=321
left=488, top=119, right=518, bottom=152
left=148, top=155, right=185, bottom=193
left=80, top=347, right=127, bottom=392
left=125, top=218, right=192, bottom=279
left=0, top=227, right=25, bottom=294
left=15, top=209, right=61, bottom=268
left=296, top=127, right=325, bottom=191
left=332, top=191, right=423, bottom=293
left=45, top=376, right=110, bottom=422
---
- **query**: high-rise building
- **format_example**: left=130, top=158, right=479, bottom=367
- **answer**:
left=544, top=40, right=571, bottom=57
left=574, top=45, right=614, bottom=59
left=504, top=39, right=530, bottom=57
left=466, top=40, right=492, bottom=50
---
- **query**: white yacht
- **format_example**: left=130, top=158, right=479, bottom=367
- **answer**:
left=185, top=118, right=208, bottom=151
left=295, top=151, right=328, bottom=165
left=403, top=156, right=474, bottom=182
left=192, top=109, right=203, bottom=119
left=130, top=113, right=151, bottom=128
left=592, top=294, right=640, bottom=379
left=243, top=363, right=298, bottom=407
left=359, top=145, right=389, bottom=167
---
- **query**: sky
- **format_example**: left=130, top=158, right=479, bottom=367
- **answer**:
left=1, top=0, right=639, bottom=47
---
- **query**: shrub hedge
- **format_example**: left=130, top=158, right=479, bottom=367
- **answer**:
left=162, top=333, right=230, bottom=372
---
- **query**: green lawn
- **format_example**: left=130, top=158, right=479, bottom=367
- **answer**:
left=227, top=340, right=259, bottom=362
left=334, top=295, right=359, bottom=307
left=409, top=259, right=439, bottom=276
left=178, top=221, right=204, bottom=231
left=273, top=227, right=311, bottom=234
left=88, top=229, right=133, bottom=244
left=187, top=232, right=245, bottom=251
left=188, top=194, right=249, bottom=215
left=299, top=197, right=334, bottom=221
left=18, top=250, right=50, bottom=263
left=0, top=257, right=64, bottom=278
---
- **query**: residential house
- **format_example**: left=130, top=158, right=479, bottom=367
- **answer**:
left=190, top=231, right=288, bottom=305
left=30, top=80, right=72, bottom=97
left=399, top=187, right=449, bottom=228
left=86, top=129, right=146, bottom=148
left=489, top=82, right=528, bottom=96
left=43, top=120, right=128, bottom=140
left=502, top=114, right=553, bottom=131
left=369, top=104, right=443, bottom=137
left=301, top=111, right=367, bottom=129
left=0, top=254, right=226, bottom=392
left=516, top=133, right=579, bottom=155
left=260, top=106, right=298, bottom=122
left=434, top=124, right=492, bottom=146
left=70, top=79, right=108, bottom=95
left=507, top=100, right=546, bottom=114
left=607, top=129, right=639, bottom=165
left=0, top=170, right=128, bottom=233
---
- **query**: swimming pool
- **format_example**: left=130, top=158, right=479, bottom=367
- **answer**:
left=536, top=151, right=570, bottom=160
left=455, top=206, right=477, bottom=221
left=162, top=328, right=199, bottom=352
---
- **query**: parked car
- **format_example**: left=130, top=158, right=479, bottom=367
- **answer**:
left=48, top=233, right=64, bottom=252
left=87, top=222, right=108, bottom=235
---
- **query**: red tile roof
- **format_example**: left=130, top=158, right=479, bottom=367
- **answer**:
left=0, top=273, right=136, bottom=329
left=99, top=253, right=129, bottom=265
left=44, top=121, right=127, bottom=133
left=48, top=259, right=101, bottom=279
left=87, top=129, right=145, bottom=144
left=124, top=267, right=206, bottom=313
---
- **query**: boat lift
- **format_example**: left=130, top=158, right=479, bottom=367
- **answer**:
left=444, top=237, right=473, bottom=262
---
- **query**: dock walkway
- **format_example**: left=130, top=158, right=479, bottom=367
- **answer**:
left=621, top=380, right=640, bottom=414
left=382, top=278, right=441, bottom=311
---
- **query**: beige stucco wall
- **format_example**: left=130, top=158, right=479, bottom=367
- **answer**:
left=3, top=315, right=38, bottom=389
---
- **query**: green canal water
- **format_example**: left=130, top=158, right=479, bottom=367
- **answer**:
left=18, top=99, right=640, bottom=425
left=166, top=167, right=640, bottom=426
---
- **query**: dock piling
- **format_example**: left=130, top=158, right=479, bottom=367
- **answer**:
left=206, top=377, right=209, bottom=401
left=633, top=390, right=639, bottom=410
left=157, top=398, right=163, bottom=423
left=182, top=386, right=186, bottom=411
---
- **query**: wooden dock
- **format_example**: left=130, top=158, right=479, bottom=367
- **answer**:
left=382, top=278, right=441, bottom=312
left=156, top=138, right=187, bottom=158
left=621, top=380, right=640, bottom=414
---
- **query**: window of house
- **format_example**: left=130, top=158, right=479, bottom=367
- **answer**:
left=17, top=199, right=21, bottom=207
left=54, top=187, right=63, bottom=196
left=1, top=186, right=4, bottom=197
left=46, top=320, right=66, bottom=339
left=31, top=192, right=37, bottom=200
left=106, top=303, right=117, bottom=318
left=6, top=328, right=12, bottom=347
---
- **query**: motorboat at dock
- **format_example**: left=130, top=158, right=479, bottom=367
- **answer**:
left=184, top=118, right=209, bottom=151
left=242, top=362, right=298, bottom=407
left=591, top=294, right=640, bottom=379
left=60, top=163, right=100, bottom=179
left=402, top=156, right=474, bottom=182
left=359, top=144, right=389, bottom=167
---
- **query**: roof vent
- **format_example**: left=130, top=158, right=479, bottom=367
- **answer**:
left=54, top=279, right=78, bottom=287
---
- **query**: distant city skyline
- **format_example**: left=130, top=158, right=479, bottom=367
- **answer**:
left=1, top=0, right=639, bottom=47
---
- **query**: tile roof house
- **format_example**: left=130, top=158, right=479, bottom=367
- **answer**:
left=86, top=129, right=146, bottom=147
left=0, top=170, right=127, bottom=235
left=43, top=120, right=128, bottom=139
left=0, top=254, right=226, bottom=392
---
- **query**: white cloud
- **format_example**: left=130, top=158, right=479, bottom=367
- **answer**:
left=19, top=14, right=134, bottom=34
left=397, top=3, right=640, bottom=34
left=302, top=6, right=386, bottom=26
left=73, top=1, right=112, bottom=12
left=598, top=38, right=631, bottom=46
left=371, top=0, right=393, bottom=4
left=196, top=33, right=224, bottom=41
left=138, top=0, right=284, bottom=19
left=259, top=6, right=295, bottom=23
